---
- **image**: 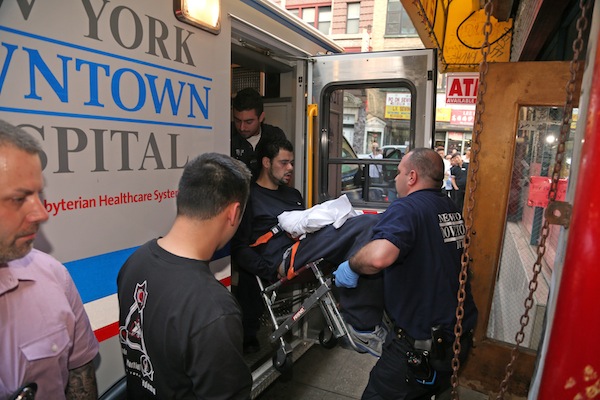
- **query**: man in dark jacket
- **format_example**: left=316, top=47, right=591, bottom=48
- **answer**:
left=231, top=87, right=287, bottom=179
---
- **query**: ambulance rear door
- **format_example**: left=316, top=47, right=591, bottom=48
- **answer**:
left=309, top=49, right=437, bottom=209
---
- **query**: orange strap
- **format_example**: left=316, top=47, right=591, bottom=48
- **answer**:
left=250, top=225, right=283, bottom=248
left=286, top=241, right=302, bottom=280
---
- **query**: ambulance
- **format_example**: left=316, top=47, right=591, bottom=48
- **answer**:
left=0, top=0, right=436, bottom=396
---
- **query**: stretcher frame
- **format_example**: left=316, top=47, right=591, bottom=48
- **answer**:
left=255, top=258, right=363, bottom=371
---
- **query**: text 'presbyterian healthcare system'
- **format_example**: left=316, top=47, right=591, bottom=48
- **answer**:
left=44, top=189, right=178, bottom=216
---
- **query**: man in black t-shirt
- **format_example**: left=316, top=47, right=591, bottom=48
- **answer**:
left=450, top=153, right=468, bottom=213
left=118, top=153, right=252, bottom=399
left=231, top=137, right=303, bottom=353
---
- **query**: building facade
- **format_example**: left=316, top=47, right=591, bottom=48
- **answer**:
left=272, top=0, right=475, bottom=156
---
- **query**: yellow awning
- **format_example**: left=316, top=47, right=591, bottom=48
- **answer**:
left=402, top=0, right=513, bottom=73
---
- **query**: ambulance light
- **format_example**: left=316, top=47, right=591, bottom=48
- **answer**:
left=174, top=0, right=221, bottom=35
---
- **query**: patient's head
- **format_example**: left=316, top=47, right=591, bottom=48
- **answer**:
left=256, top=138, right=295, bottom=189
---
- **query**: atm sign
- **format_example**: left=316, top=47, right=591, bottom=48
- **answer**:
left=446, top=74, right=479, bottom=104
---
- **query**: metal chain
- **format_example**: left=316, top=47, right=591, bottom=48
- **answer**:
left=450, top=1, right=493, bottom=399
left=495, top=0, right=590, bottom=398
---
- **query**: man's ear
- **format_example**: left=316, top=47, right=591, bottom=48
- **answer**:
left=227, top=202, right=242, bottom=226
left=261, top=156, right=271, bottom=170
left=258, top=111, right=265, bottom=124
left=408, top=169, right=417, bottom=185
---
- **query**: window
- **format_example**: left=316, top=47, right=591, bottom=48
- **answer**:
left=289, top=5, right=331, bottom=33
left=302, top=7, right=316, bottom=26
left=327, top=86, right=414, bottom=204
left=385, top=0, right=416, bottom=36
left=318, top=6, right=332, bottom=34
left=347, top=3, right=360, bottom=34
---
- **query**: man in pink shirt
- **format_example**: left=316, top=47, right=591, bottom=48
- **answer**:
left=0, top=120, right=99, bottom=400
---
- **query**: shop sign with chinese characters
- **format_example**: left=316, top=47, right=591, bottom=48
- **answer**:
left=527, top=177, right=568, bottom=208
left=451, top=109, right=475, bottom=125
left=384, top=93, right=411, bottom=119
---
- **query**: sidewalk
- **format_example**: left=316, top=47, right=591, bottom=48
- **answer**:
left=256, top=344, right=376, bottom=399
left=256, top=344, right=496, bottom=400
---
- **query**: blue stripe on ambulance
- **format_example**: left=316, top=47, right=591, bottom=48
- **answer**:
left=65, top=244, right=232, bottom=304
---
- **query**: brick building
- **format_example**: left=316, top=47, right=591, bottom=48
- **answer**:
left=270, top=0, right=475, bottom=155
left=275, top=0, right=423, bottom=52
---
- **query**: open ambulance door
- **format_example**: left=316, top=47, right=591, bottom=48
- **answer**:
left=309, top=49, right=437, bottom=210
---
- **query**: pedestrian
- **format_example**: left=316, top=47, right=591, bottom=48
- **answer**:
left=436, top=147, right=452, bottom=197
left=368, top=142, right=383, bottom=183
left=450, top=153, right=467, bottom=213
left=0, top=120, right=99, bottom=400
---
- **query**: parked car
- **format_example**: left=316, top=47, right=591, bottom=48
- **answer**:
left=381, top=144, right=407, bottom=158
left=341, top=138, right=392, bottom=203
left=341, top=136, right=361, bottom=191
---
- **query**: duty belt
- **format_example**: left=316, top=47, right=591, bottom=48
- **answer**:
left=396, top=326, right=474, bottom=353
left=395, top=327, right=434, bottom=352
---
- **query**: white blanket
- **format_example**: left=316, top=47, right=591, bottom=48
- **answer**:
left=277, top=194, right=358, bottom=239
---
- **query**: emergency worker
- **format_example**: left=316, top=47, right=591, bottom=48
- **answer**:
left=231, top=87, right=287, bottom=179
left=117, top=153, right=252, bottom=399
left=334, top=147, right=478, bottom=399
left=0, top=120, right=99, bottom=400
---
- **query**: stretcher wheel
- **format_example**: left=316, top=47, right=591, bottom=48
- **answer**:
left=318, top=328, right=338, bottom=349
left=273, top=347, right=293, bottom=373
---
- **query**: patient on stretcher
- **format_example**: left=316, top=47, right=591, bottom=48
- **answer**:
left=231, top=137, right=387, bottom=356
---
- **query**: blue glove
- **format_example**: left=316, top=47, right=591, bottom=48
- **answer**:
left=334, top=260, right=359, bottom=288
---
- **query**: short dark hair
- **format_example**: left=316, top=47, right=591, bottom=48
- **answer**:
left=232, top=88, right=264, bottom=116
left=177, top=153, right=252, bottom=219
left=256, top=137, right=294, bottom=165
left=0, top=119, right=43, bottom=155
left=405, top=148, right=444, bottom=186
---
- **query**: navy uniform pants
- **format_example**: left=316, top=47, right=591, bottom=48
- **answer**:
left=362, top=330, right=473, bottom=399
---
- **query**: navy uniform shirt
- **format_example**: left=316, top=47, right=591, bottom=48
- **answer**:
left=371, top=188, right=478, bottom=340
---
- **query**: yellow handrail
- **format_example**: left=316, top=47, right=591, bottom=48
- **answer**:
left=306, top=104, right=318, bottom=208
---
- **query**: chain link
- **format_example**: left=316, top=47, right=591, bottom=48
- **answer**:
left=449, top=1, right=493, bottom=399
left=495, top=0, right=590, bottom=398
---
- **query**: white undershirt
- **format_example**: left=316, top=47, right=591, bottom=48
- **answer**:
left=247, top=133, right=261, bottom=149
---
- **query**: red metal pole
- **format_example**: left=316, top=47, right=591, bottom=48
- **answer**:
left=537, top=28, right=600, bottom=398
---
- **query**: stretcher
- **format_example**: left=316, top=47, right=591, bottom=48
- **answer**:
left=244, top=212, right=385, bottom=372
left=256, top=258, right=365, bottom=372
